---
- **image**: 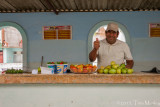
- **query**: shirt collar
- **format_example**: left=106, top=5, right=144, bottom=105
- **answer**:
left=102, top=39, right=119, bottom=46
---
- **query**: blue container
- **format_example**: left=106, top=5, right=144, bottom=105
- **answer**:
left=47, top=64, right=56, bottom=74
left=56, top=64, right=63, bottom=74
left=63, top=64, right=68, bottom=73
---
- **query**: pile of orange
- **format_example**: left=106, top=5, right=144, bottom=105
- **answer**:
left=70, top=64, right=97, bottom=73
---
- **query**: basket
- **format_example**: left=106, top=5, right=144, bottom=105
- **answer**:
left=70, top=67, right=97, bottom=74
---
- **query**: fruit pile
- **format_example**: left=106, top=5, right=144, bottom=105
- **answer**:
left=97, top=61, right=134, bottom=74
left=5, top=69, right=23, bottom=74
left=70, top=64, right=97, bottom=74
left=47, top=61, right=67, bottom=64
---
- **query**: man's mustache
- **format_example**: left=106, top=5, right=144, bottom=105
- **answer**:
left=107, top=36, right=116, bottom=38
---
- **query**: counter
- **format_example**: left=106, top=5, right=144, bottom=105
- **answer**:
left=0, top=72, right=160, bottom=84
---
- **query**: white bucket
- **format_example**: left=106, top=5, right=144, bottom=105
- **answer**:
left=41, top=67, right=53, bottom=74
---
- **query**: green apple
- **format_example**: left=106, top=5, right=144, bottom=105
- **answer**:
left=103, top=68, right=109, bottom=74
left=121, top=69, right=127, bottom=74
left=117, top=66, right=123, bottom=69
left=109, top=69, right=116, bottom=74
left=125, top=68, right=128, bottom=71
left=112, top=64, right=119, bottom=69
left=116, top=68, right=121, bottom=74
left=97, top=69, right=104, bottom=74
left=120, top=63, right=126, bottom=68
left=100, top=66, right=105, bottom=70
left=105, top=65, right=111, bottom=69
left=127, top=69, right=134, bottom=74
left=111, top=61, right=116, bottom=65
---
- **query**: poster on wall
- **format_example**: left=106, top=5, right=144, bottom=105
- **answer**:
left=43, top=26, right=72, bottom=40
left=149, top=23, right=160, bottom=37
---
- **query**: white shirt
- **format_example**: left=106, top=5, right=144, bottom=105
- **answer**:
left=97, top=39, right=133, bottom=67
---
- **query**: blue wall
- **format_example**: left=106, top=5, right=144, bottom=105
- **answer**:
left=0, top=12, right=160, bottom=107
left=3, top=48, right=22, bottom=63
left=0, top=11, right=160, bottom=64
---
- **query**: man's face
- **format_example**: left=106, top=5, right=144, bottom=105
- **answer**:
left=105, top=30, right=119, bottom=44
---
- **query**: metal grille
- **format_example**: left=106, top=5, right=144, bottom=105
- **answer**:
left=0, top=0, right=159, bottom=14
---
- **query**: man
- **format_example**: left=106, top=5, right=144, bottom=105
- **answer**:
left=89, top=23, right=134, bottom=68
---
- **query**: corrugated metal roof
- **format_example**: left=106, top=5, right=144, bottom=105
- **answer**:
left=0, top=0, right=159, bottom=14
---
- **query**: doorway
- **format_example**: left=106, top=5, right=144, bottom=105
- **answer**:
left=0, top=26, right=23, bottom=70
left=0, top=22, right=27, bottom=71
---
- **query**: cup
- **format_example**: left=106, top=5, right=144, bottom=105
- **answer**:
left=63, top=64, right=68, bottom=73
left=56, top=64, right=63, bottom=74
left=47, top=64, right=55, bottom=74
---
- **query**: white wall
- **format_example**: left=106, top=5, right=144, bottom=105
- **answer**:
left=0, top=84, right=160, bottom=107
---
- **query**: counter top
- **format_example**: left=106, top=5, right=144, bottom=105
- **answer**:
left=0, top=72, right=160, bottom=84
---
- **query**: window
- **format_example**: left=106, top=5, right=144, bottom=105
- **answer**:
left=43, top=26, right=72, bottom=40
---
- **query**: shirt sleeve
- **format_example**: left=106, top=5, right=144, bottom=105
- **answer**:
left=124, top=43, right=133, bottom=60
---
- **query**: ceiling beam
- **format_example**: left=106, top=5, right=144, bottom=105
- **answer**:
left=44, top=0, right=59, bottom=15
